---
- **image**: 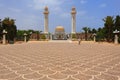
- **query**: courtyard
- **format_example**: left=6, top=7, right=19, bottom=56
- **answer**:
left=0, top=41, right=120, bottom=80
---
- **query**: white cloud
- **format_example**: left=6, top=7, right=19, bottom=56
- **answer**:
left=100, top=3, right=107, bottom=8
left=80, top=0, right=87, bottom=4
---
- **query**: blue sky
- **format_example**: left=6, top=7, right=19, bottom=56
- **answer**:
left=0, top=0, right=120, bottom=33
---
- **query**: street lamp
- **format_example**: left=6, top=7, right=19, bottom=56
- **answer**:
left=113, top=29, right=119, bottom=44
left=0, top=19, right=2, bottom=27
left=24, top=33, right=27, bottom=43
left=93, top=33, right=97, bottom=42
left=2, top=29, right=7, bottom=44
left=39, top=31, right=42, bottom=40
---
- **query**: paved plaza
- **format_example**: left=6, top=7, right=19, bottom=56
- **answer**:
left=0, top=41, right=120, bottom=80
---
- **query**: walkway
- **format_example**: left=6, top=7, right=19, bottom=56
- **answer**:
left=0, top=42, right=120, bottom=80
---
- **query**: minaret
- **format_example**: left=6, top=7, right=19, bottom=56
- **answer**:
left=71, top=7, right=77, bottom=34
left=44, top=6, right=49, bottom=34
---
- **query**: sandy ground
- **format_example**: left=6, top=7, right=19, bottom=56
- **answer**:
left=0, top=41, right=120, bottom=80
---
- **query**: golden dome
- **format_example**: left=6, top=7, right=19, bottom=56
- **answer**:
left=55, top=26, right=65, bottom=32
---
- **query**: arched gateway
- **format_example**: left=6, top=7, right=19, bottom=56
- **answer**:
left=43, top=6, right=77, bottom=40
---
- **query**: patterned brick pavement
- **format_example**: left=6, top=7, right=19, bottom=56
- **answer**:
left=0, top=41, right=120, bottom=80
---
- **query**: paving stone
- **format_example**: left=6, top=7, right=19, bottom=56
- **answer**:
left=51, top=66, right=66, bottom=71
left=97, top=73, right=118, bottom=80
left=0, top=72, right=18, bottom=79
left=97, top=64, right=111, bottom=69
left=6, top=63, right=20, bottom=68
left=71, top=66, right=86, bottom=72
left=24, top=72, right=43, bottom=79
left=38, top=76, right=52, bottom=80
left=73, top=73, right=92, bottom=80
left=31, top=65, right=47, bottom=71
left=11, top=66, right=28, bottom=71
left=112, top=66, right=120, bottom=71
left=43, top=63, right=55, bottom=67
left=16, top=69, right=34, bottom=74
left=39, top=68, right=56, bottom=75
left=92, top=76, right=103, bottom=80
left=62, top=63, right=75, bottom=69
left=0, top=69, right=12, bottom=75
left=105, top=69, right=120, bottom=76
left=65, top=76, right=78, bottom=80
left=61, top=69, right=78, bottom=75
left=48, top=72, right=68, bottom=79
left=24, top=63, right=38, bottom=67
left=8, top=76, right=26, bottom=80
left=91, top=67, right=106, bottom=72
left=80, top=64, right=93, bottom=69
left=0, top=66, right=7, bottom=70
left=83, top=70, right=100, bottom=75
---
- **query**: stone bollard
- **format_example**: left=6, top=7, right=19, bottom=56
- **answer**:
left=93, top=33, right=96, bottom=42
left=24, top=33, right=27, bottom=43
left=2, top=30, right=7, bottom=45
left=113, top=30, right=119, bottom=45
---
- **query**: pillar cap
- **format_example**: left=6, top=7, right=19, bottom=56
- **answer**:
left=71, top=7, right=77, bottom=14
left=44, top=6, right=49, bottom=14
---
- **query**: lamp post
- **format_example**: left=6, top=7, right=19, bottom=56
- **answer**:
left=2, top=29, right=7, bottom=44
left=39, top=31, right=42, bottom=40
left=0, top=19, right=2, bottom=27
left=113, top=30, right=119, bottom=44
left=24, top=33, right=27, bottom=43
left=93, top=33, right=96, bottom=42
left=0, top=19, right=2, bottom=38
left=29, top=32, right=32, bottom=41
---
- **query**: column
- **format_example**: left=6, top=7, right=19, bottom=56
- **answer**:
left=71, top=7, right=77, bottom=34
left=44, top=6, right=49, bottom=34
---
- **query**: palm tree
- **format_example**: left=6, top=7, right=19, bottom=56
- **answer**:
left=82, top=27, right=90, bottom=41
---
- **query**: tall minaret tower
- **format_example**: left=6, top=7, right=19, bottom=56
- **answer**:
left=71, top=7, right=77, bottom=34
left=44, top=6, right=49, bottom=34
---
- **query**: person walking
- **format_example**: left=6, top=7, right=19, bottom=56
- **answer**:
left=78, top=38, right=81, bottom=45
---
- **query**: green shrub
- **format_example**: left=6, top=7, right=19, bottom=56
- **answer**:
left=72, top=34, right=76, bottom=39
left=41, top=34, right=46, bottom=40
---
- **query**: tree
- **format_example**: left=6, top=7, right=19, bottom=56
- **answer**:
left=96, top=28, right=106, bottom=41
left=72, top=33, right=76, bottom=39
left=2, top=17, right=17, bottom=42
left=41, top=34, right=46, bottom=40
left=103, top=16, right=114, bottom=42
left=0, top=19, right=3, bottom=40
left=91, top=28, right=97, bottom=34
left=82, top=27, right=90, bottom=41
left=114, top=15, right=120, bottom=43
left=114, top=15, right=120, bottom=31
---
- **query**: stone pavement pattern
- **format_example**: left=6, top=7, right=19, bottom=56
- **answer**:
left=0, top=42, right=120, bottom=80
